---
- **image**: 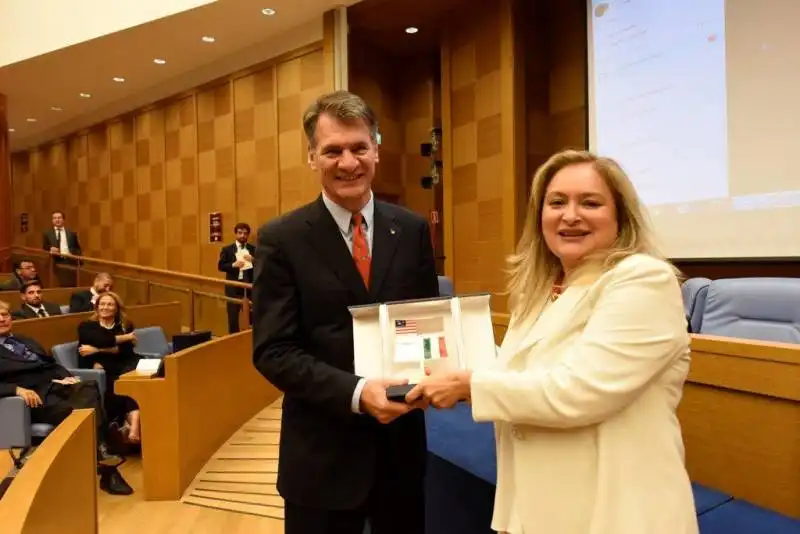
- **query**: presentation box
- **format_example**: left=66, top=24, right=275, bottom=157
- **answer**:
left=348, top=294, right=497, bottom=392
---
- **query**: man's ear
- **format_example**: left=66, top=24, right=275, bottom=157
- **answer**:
left=307, top=150, right=317, bottom=171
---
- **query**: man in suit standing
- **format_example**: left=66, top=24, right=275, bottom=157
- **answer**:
left=13, top=281, right=63, bottom=319
left=42, top=211, right=82, bottom=287
left=252, top=91, right=439, bottom=534
left=69, top=273, right=113, bottom=313
left=217, top=223, right=256, bottom=334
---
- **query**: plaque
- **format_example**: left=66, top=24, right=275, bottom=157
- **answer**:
left=349, top=294, right=496, bottom=402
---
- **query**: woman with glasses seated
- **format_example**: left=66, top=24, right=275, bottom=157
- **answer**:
left=77, top=291, right=142, bottom=445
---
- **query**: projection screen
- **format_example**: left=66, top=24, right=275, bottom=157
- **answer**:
left=587, top=0, right=800, bottom=259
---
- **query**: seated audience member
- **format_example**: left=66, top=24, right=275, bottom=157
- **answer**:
left=0, top=259, right=41, bottom=291
left=69, top=272, right=113, bottom=313
left=77, top=291, right=141, bottom=444
left=12, top=281, right=63, bottom=319
left=0, top=300, right=133, bottom=495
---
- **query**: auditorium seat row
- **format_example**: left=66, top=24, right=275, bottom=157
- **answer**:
left=0, top=326, right=172, bottom=450
left=423, top=404, right=800, bottom=534
left=682, top=277, right=800, bottom=343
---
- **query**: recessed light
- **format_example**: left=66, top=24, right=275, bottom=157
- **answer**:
left=26, top=117, right=37, bottom=123
left=153, top=58, right=166, bottom=65
left=261, top=7, right=276, bottom=15
left=201, top=35, right=216, bottom=43
left=405, top=26, right=419, bottom=34
left=79, top=93, right=92, bottom=98
left=113, top=76, right=125, bottom=83
left=51, top=106, right=63, bottom=112
left=8, top=128, right=15, bottom=133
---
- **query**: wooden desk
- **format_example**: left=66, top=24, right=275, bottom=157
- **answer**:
left=116, top=330, right=280, bottom=500
left=679, top=334, right=800, bottom=519
left=0, top=410, right=98, bottom=534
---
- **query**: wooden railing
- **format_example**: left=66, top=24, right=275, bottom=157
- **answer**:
left=7, top=246, right=252, bottom=336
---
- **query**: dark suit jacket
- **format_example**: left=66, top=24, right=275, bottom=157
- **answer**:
left=68, top=289, right=94, bottom=314
left=12, top=302, right=64, bottom=320
left=0, top=335, right=70, bottom=398
left=217, top=242, right=256, bottom=297
left=252, top=196, right=439, bottom=510
left=42, top=228, right=82, bottom=258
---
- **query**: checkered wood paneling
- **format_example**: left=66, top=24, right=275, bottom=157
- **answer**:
left=9, top=45, right=331, bottom=280
left=197, top=83, right=235, bottom=278
left=277, top=49, right=328, bottom=213
left=165, top=96, right=199, bottom=274
left=135, top=108, right=167, bottom=269
left=109, top=117, right=139, bottom=264
left=233, top=68, right=280, bottom=238
left=445, top=4, right=507, bottom=300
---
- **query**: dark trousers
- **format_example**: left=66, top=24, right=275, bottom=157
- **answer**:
left=284, top=464, right=425, bottom=534
left=226, top=289, right=252, bottom=334
left=30, top=380, right=106, bottom=440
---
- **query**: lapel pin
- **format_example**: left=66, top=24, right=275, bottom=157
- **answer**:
left=390, top=228, right=396, bottom=235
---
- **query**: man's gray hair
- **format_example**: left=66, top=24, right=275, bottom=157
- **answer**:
left=302, top=91, right=378, bottom=148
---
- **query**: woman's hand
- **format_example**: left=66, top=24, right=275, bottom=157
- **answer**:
left=406, top=370, right=473, bottom=409
left=78, top=344, right=98, bottom=357
left=93, top=362, right=104, bottom=370
left=116, top=332, right=137, bottom=345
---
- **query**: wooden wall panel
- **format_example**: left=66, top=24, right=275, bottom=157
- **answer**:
left=9, top=45, right=330, bottom=277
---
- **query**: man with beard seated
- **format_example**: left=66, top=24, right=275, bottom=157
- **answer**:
left=0, top=300, right=133, bottom=495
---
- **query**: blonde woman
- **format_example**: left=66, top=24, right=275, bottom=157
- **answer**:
left=77, top=291, right=141, bottom=444
left=408, top=150, right=698, bottom=534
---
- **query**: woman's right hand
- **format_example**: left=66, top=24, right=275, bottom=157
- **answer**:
left=93, top=362, right=104, bottom=370
left=78, top=344, right=98, bottom=357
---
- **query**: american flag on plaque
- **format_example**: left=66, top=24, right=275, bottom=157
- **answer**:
left=394, top=316, right=444, bottom=335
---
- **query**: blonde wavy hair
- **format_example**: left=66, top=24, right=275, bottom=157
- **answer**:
left=91, top=291, right=130, bottom=331
left=507, top=149, right=673, bottom=321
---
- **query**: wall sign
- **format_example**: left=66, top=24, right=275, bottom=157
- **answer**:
left=19, top=213, right=29, bottom=233
left=209, top=212, right=223, bottom=243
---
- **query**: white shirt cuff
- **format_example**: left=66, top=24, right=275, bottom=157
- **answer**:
left=351, top=378, right=367, bottom=413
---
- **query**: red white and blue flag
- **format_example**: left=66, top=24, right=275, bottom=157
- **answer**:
left=395, top=319, right=418, bottom=334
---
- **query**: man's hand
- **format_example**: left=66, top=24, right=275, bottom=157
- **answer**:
left=49, top=247, right=59, bottom=254
left=16, top=387, right=43, bottom=408
left=78, top=344, right=98, bottom=357
left=242, top=253, right=254, bottom=263
left=232, top=259, right=246, bottom=268
left=359, top=377, right=424, bottom=424
left=52, top=377, right=80, bottom=385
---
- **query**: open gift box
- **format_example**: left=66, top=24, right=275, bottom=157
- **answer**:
left=348, top=294, right=497, bottom=401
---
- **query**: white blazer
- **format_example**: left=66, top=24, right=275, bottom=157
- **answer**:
left=471, top=253, right=699, bottom=534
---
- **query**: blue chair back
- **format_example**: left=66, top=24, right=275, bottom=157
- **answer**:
left=52, top=341, right=79, bottom=369
left=438, top=276, right=454, bottom=297
left=700, top=277, right=800, bottom=343
left=682, top=277, right=712, bottom=333
left=134, top=326, right=171, bottom=358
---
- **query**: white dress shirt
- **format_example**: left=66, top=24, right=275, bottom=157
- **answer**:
left=321, top=191, right=374, bottom=413
left=55, top=227, right=70, bottom=254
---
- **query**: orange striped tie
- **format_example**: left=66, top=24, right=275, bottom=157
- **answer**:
left=352, top=212, right=371, bottom=288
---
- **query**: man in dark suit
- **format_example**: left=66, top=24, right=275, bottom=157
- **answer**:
left=69, top=272, right=113, bottom=313
left=13, top=281, right=63, bottom=319
left=0, top=258, right=42, bottom=291
left=252, top=91, right=438, bottom=534
left=0, top=300, right=132, bottom=494
left=217, top=223, right=256, bottom=334
left=42, top=211, right=82, bottom=287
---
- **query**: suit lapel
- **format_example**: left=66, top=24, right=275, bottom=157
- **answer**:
left=369, top=203, right=401, bottom=299
left=306, top=198, right=369, bottom=300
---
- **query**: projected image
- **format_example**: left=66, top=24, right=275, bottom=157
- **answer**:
left=590, top=0, right=728, bottom=206
left=588, top=0, right=800, bottom=258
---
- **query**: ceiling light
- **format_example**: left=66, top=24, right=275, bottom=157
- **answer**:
left=79, top=93, right=92, bottom=98
left=201, top=35, right=216, bottom=43
left=26, top=117, right=37, bottom=123
left=51, top=106, right=63, bottom=112
left=8, top=128, right=15, bottom=133
left=261, top=7, right=276, bottom=15
left=153, top=58, right=166, bottom=65
left=113, top=76, right=125, bottom=83
left=405, top=26, right=419, bottom=34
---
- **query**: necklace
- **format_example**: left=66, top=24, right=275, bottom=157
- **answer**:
left=550, top=274, right=566, bottom=302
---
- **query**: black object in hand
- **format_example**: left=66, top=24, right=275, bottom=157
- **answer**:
left=386, top=384, right=416, bottom=403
